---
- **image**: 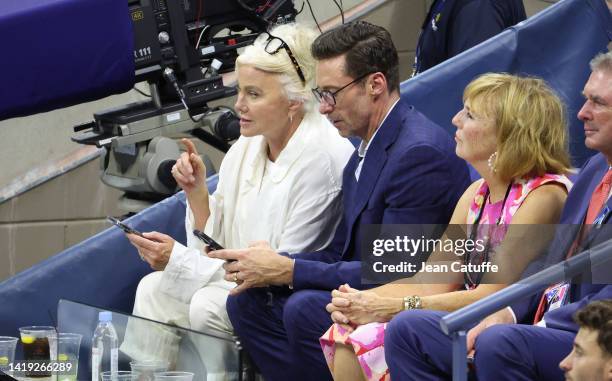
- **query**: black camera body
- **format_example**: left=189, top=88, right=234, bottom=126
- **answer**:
left=72, top=0, right=296, bottom=202
left=129, top=0, right=296, bottom=106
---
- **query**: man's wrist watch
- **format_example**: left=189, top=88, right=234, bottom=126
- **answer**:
left=287, top=258, right=295, bottom=289
left=403, top=295, right=422, bottom=310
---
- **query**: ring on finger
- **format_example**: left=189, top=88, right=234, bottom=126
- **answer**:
left=233, top=272, right=239, bottom=282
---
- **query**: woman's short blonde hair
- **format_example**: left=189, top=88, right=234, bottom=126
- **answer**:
left=236, top=23, right=317, bottom=111
left=464, top=73, right=571, bottom=181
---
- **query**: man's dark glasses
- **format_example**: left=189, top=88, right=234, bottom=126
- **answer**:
left=311, top=72, right=374, bottom=106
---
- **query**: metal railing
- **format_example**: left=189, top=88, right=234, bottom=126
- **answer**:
left=440, top=238, right=612, bottom=381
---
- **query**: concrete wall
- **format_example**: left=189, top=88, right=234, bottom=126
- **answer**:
left=0, top=158, right=124, bottom=280
left=0, top=0, right=557, bottom=282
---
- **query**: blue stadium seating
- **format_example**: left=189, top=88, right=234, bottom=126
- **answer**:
left=0, top=0, right=610, bottom=355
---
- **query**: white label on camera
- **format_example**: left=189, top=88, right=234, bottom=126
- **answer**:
left=166, top=113, right=181, bottom=122
left=201, top=46, right=215, bottom=55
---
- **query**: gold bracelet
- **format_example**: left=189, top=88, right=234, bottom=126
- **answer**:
left=403, top=295, right=423, bottom=310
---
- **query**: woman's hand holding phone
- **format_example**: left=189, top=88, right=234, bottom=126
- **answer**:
left=108, top=217, right=175, bottom=270
left=125, top=231, right=175, bottom=271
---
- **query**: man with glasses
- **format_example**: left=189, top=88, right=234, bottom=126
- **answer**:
left=209, top=21, right=471, bottom=381
left=464, top=50, right=612, bottom=381
left=383, top=51, right=612, bottom=381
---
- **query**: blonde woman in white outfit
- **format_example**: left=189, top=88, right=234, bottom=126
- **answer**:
left=119, top=22, right=354, bottom=372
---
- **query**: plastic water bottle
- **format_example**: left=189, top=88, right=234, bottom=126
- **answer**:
left=91, top=311, right=118, bottom=381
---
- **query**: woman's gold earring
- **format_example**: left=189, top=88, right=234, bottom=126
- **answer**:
left=487, top=152, right=498, bottom=173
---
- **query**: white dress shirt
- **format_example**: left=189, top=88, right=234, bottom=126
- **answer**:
left=159, top=111, right=355, bottom=302
left=355, top=99, right=400, bottom=181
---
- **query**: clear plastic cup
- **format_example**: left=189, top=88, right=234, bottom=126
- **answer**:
left=153, top=371, right=194, bottom=381
left=18, top=326, right=57, bottom=377
left=0, top=336, right=18, bottom=375
left=130, top=360, right=169, bottom=381
left=101, top=370, right=141, bottom=381
left=56, top=333, right=82, bottom=381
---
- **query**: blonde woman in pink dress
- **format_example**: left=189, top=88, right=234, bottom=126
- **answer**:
left=319, top=73, right=574, bottom=381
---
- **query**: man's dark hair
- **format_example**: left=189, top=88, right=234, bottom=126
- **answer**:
left=311, top=20, right=400, bottom=92
left=574, top=300, right=612, bottom=356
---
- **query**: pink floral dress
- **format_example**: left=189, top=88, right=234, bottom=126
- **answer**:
left=319, top=174, right=572, bottom=381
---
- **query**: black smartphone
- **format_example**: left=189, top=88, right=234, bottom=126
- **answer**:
left=192, top=229, right=224, bottom=250
left=107, top=216, right=144, bottom=237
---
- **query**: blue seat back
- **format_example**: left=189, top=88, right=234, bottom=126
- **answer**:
left=401, top=0, right=612, bottom=168
left=0, top=175, right=217, bottom=337
left=1, top=0, right=610, bottom=341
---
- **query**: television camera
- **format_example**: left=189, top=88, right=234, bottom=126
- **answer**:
left=72, top=0, right=296, bottom=202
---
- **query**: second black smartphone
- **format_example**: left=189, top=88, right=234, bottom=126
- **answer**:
left=192, top=229, right=224, bottom=251
left=107, top=216, right=144, bottom=237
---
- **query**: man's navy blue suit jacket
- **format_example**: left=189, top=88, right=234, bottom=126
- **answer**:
left=511, top=153, right=612, bottom=330
left=290, top=100, right=471, bottom=291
